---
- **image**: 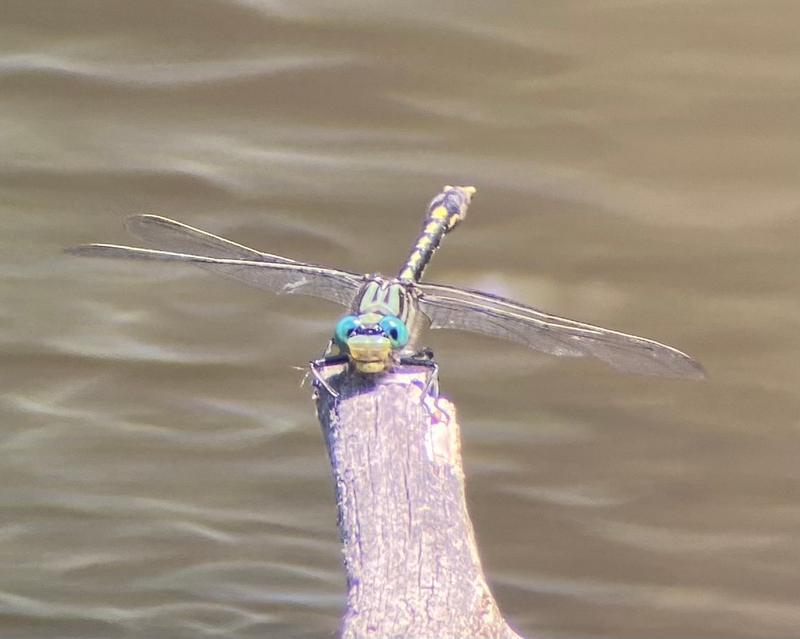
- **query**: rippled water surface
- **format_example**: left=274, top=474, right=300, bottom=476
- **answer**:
left=3, top=2, right=800, bottom=637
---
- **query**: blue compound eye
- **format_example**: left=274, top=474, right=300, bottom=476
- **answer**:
left=334, top=315, right=360, bottom=345
left=379, top=315, right=409, bottom=348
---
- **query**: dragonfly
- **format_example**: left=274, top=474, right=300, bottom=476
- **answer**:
left=67, top=185, right=704, bottom=400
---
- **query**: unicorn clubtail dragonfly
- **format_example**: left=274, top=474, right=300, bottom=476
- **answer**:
left=68, top=186, right=704, bottom=399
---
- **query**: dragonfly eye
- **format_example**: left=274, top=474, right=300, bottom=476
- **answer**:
left=334, top=315, right=360, bottom=345
left=379, top=315, right=409, bottom=349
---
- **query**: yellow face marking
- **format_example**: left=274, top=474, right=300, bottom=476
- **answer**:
left=354, top=360, right=389, bottom=373
left=347, top=334, right=392, bottom=373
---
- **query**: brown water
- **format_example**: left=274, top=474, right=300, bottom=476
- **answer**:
left=3, top=2, right=800, bottom=638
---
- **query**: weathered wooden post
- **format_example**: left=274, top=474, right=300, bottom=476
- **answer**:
left=315, top=367, right=524, bottom=639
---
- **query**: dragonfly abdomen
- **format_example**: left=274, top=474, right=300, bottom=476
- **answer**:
left=397, top=185, right=475, bottom=283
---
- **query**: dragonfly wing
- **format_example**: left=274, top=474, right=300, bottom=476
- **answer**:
left=417, top=294, right=588, bottom=358
left=125, top=215, right=299, bottom=263
left=417, top=285, right=704, bottom=379
left=67, top=244, right=363, bottom=307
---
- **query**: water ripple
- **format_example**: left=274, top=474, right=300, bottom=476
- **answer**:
left=0, top=53, right=354, bottom=88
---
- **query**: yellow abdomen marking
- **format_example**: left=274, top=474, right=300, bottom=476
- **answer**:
left=397, top=186, right=476, bottom=283
left=430, top=205, right=449, bottom=220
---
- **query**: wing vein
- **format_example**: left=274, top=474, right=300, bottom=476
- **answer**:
left=418, top=289, right=704, bottom=379
left=66, top=244, right=362, bottom=307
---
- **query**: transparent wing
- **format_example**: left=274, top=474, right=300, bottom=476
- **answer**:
left=417, top=282, right=704, bottom=379
left=67, top=244, right=363, bottom=307
left=124, top=214, right=300, bottom=263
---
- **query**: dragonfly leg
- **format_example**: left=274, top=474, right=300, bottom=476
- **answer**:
left=398, top=356, right=439, bottom=401
left=309, top=354, right=349, bottom=399
left=410, top=347, right=435, bottom=362
left=398, top=352, right=452, bottom=424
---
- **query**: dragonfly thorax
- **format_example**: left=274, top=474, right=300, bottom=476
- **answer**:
left=355, top=277, right=416, bottom=324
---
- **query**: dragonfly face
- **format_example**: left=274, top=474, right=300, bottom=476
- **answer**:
left=333, top=311, right=409, bottom=373
left=333, top=277, right=417, bottom=373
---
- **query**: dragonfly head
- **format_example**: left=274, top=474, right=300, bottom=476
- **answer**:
left=334, top=312, right=410, bottom=373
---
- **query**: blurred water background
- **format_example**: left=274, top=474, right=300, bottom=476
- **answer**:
left=2, top=1, right=800, bottom=637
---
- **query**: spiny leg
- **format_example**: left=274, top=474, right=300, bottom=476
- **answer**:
left=309, top=354, right=349, bottom=398
left=411, top=347, right=435, bottom=362
left=398, top=354, right=439, bottom=401
left=300, top=340, right=336, bottom=387
left=397, top=355, right=452, bottom=425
